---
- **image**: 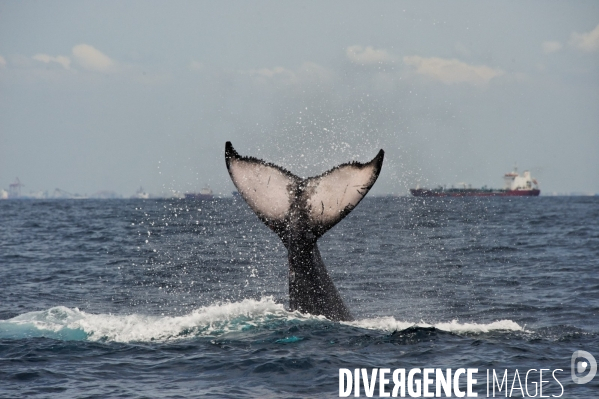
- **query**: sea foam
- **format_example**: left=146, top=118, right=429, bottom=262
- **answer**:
left=346, top=317, right=525, bottom=334
left=0, top=297, right=524, bottom=343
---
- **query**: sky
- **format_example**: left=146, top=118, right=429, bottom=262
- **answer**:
left=1, top=1, right=598, bottom=197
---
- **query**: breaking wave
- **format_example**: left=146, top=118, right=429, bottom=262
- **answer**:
left=0, top=297, right=525, bottom=343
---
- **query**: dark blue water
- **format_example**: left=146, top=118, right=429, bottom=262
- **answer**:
left=1, top=197, right=598, bottom=398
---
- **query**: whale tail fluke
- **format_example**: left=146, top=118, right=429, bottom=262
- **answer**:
left=225, top=141, right=384, bottom=321
left=225, top=141, right=384, bottom=238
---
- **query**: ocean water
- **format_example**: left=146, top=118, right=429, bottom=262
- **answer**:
left=0, top=197, right=598, bottom=398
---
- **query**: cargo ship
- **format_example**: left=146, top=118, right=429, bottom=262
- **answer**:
left=185, top=186, right=214, bottom=200
left=410, top=168, right=540, bottom=197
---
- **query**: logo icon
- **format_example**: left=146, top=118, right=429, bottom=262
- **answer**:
left=571, top=350, right=597, bottom=384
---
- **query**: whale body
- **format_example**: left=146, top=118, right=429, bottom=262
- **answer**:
left=225, top=142, right=384, bottom=321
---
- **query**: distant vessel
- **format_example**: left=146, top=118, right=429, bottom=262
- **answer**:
left=8, top=178, right=24, bottom=199
left=131, top=186, right=150, bottom=199
left=185, top=186, right=214, bottom=200
left=411, top=168, right=540, bottom=197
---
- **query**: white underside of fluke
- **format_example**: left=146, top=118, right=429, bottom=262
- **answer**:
left=226, top=142, right=384, bottom=233
left=228, top=159, right=296, bottom=221
left=305, top=165, right=377, bottom=227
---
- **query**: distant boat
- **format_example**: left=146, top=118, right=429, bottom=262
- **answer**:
left=185, top=186, right=214, bottom=200
left=8, top=177, right=24, bottom=198
left=131, top=186, right=150, bottom=199
left=411, top=168, right=540, bottom=197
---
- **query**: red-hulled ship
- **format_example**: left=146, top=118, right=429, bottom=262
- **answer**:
left=410, top=168, right=540, bottom=197
left=185, top=186, right=214, bottom=200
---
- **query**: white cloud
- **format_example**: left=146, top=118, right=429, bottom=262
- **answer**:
left=346, top=45, right=395, bottom=65
left=32, top=53, right=71, bottom=69
left=72, top=44, right=115, bottom=72
left=542, top=41, right=562, bottom=54
left=25, top=45, right=116, bottom=73
left=3, top=46, right=169, bottom=86
left=403, top=55, right=504, bottom=85
left=569, top=24, right=599, bottom=52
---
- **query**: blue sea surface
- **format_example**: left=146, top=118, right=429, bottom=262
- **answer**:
left=1, top=197, right=598, bottom=398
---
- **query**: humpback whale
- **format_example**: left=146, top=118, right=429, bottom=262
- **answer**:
left=225, top=142, right=384, bottom=321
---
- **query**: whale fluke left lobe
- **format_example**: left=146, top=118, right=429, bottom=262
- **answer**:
left=225, top=141, right=299, bottom=236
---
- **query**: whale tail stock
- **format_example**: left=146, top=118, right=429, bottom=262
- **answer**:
left=224, top=141, right=384, bottom=321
